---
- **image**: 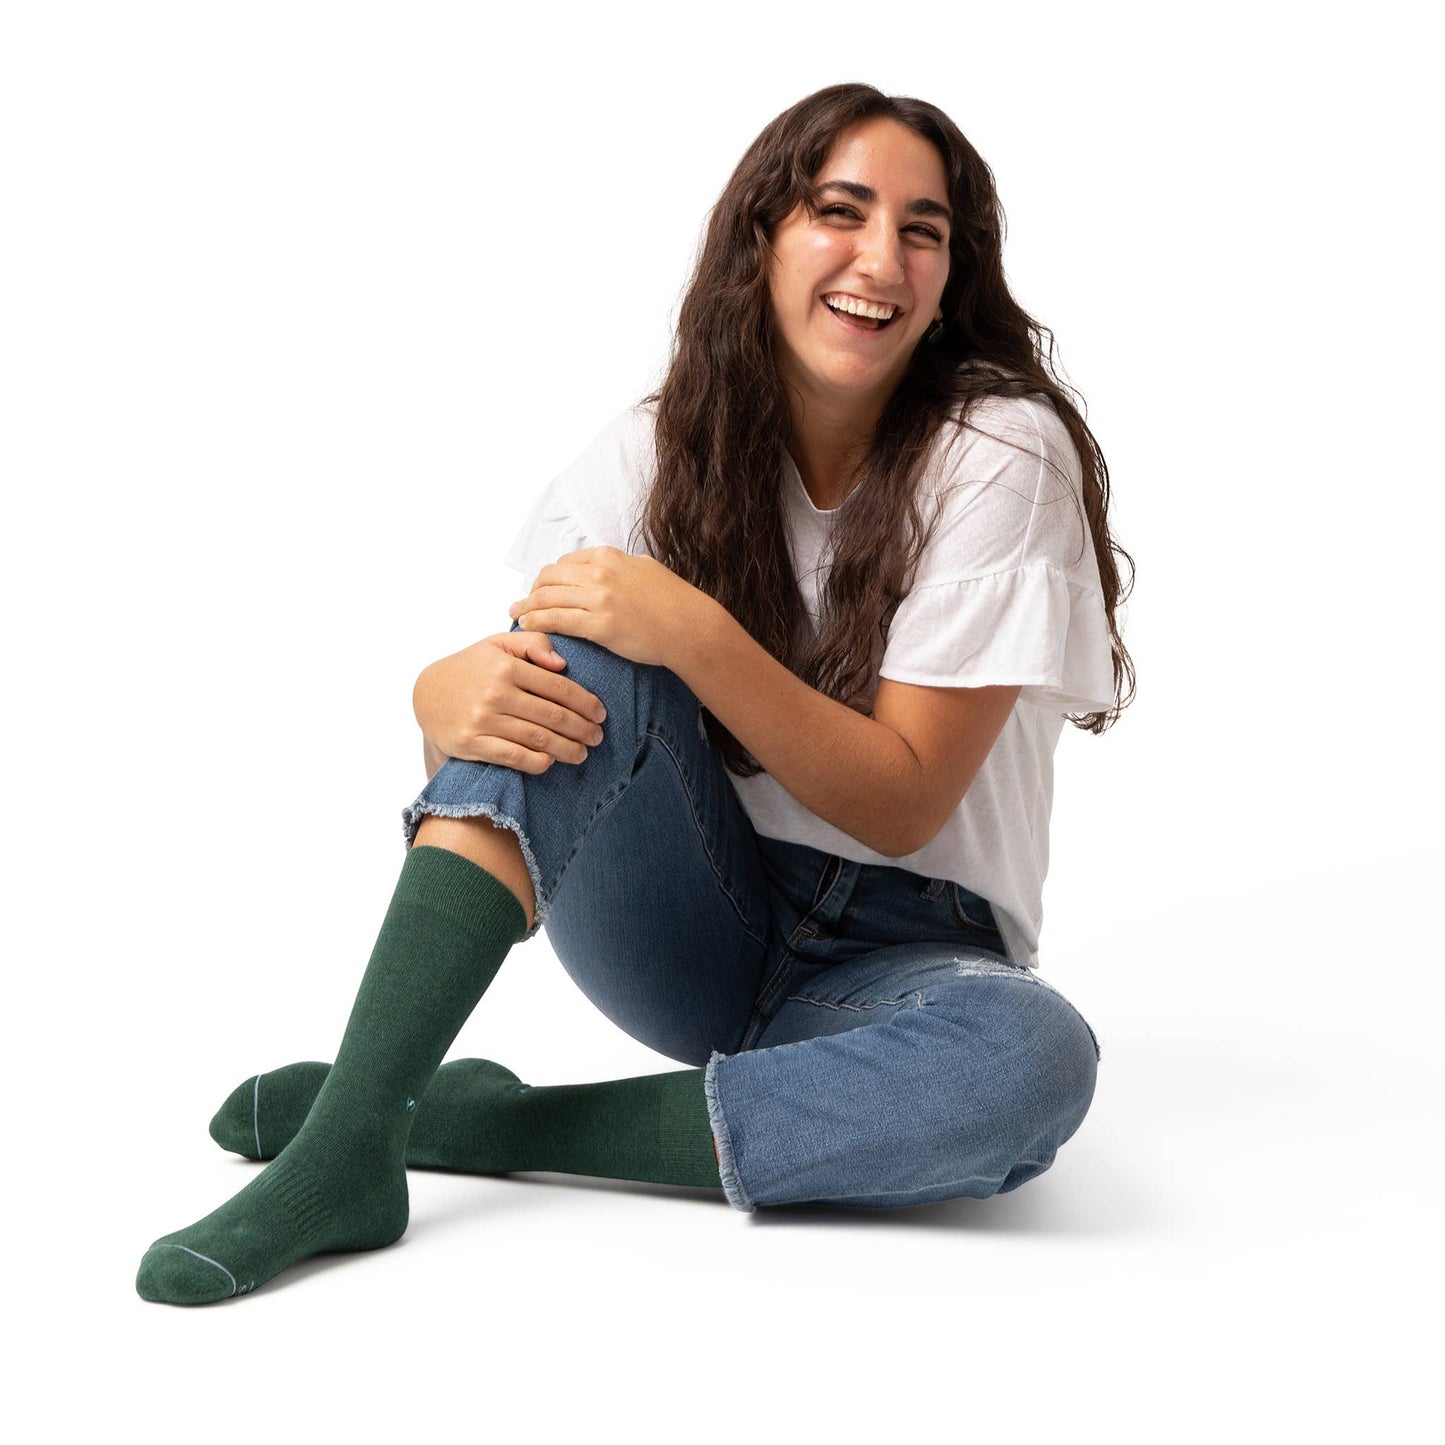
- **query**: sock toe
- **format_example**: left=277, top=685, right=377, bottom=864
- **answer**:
left=209, top=1063, right=333, bottom=1159
left=136, top=1240, right=241, bottom=1305
left=209, top=1075, right=263, bottom=1158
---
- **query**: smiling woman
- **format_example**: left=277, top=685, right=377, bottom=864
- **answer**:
left=768, top=126, right=952, bottom=426
left=137, top=81, right=1133, bottom=1306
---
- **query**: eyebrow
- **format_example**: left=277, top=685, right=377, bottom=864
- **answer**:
left=816, top=180, right=953, bottom=224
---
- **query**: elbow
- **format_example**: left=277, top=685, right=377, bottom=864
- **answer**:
left=875, top=820, right=930, bottom=861
left=885, top=790, right=971, bottom=860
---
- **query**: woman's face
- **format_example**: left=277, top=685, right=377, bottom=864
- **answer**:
left=766, top=117, right=952, bottom=423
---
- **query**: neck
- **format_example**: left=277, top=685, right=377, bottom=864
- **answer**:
left=784, top=391, right=886, bottom=511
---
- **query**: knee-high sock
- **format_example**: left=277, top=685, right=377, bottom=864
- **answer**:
left=136, top=846, right=527, bottom=1305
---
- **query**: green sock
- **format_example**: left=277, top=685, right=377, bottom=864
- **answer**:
left=211, top=1057, right=723, bottom=1190
left=136, top=846, right=527, bottom=1306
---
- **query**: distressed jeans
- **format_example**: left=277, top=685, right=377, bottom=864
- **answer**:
left=402, top=622, right=1100, bottom=1212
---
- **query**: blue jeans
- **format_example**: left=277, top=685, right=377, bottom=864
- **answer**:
left=402, top=623, right=1101, bottom=1212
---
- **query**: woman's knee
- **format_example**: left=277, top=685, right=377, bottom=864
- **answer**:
left=922, top=979, right=1099, bottom=1198
left=536, top=627, right=703, bottom=748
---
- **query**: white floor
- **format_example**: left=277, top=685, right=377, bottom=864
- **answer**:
left=7, top=8, right=1436, bottom=1429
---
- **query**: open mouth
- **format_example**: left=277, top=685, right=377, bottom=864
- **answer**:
left=822, top=295, right=902, bottom=333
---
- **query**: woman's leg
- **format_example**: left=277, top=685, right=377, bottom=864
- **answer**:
left=403, top=623, right=776, bottom=1066
left=712, top=944, right=1101, bottom=1211
left=680, top=840, right=1103, bottom=1211
left=228, top=626, right=779, bottom=1179
left=136, top=845, right=527, bottom=1304
left=212, top=1058, right=724, bottom=1185
left=139, top=625, right=774, bottom=1301
left=210, top=841, right=1099, bottom=1215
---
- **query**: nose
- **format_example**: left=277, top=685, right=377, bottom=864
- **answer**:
left=853, top=218, right=906, bottom=286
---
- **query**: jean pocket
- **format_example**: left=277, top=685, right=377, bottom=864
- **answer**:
left=947, top=880, right=1000, bottom=934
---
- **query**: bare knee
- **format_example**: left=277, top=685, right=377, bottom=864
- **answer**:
left=413, top=813, right=537, bottom=932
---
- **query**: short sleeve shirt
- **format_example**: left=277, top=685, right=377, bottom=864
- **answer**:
left=503, top=394, right=1115, bottom=972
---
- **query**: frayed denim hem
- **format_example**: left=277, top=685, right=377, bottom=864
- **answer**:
left=703, top=1050, right=754, bottom=1213
left=401, top=800, right=548, bottom=943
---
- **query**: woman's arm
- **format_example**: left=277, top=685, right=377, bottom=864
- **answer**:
left=677, top=596, right=1017, bottom=857
left=504, top=547, right=1015, bottom=856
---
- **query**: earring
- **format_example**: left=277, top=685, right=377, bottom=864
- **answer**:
left=926, top=317, right=945, bottom=345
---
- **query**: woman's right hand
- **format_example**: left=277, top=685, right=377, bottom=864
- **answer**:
left=413, top=630, right=608, bottom=774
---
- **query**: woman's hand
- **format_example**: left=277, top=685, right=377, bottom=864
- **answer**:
left=507, top=547, right=711, bottom=671
left=413, top=629, right=610, bottom=775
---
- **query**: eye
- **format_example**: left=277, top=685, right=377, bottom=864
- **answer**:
left=826, top=205, right=947, bottom=244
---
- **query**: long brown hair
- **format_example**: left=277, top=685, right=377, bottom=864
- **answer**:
left=633, top=82, right=1135, bottom=778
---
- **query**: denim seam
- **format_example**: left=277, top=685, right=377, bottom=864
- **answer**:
left=703, top=1051, right=755, bottom=1213
left=645, top=724, right=767, bottom=946
left=787, top=860, right=849, bottom=947
left=737, top=953, right=801, bottom=1052
left=552, top=780, right=631, bottom=908
left=813, top=855, right=844, bottom=908
left=781, top=989, right=928, bottom=1013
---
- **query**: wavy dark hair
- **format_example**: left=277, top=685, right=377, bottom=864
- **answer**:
left=632, top=82, right=1135, bottom=778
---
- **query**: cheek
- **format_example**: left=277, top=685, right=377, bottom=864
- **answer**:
left=915, top=254, right=950, bottom=307
left=806, top=232, right=853, bottom=272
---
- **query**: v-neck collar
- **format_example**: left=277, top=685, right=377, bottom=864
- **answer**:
left=783, top=448, right=844, bottom=518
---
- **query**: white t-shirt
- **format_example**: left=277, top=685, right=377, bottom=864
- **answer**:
left=502, top=393, right=1115, bottom=971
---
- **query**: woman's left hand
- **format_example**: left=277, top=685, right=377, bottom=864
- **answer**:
left=508, top=548, right=713, bottom=671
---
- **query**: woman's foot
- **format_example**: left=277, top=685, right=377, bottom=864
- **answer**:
left=137, top=1116, right=410, bottom=1304
left=210, top=1057, right=724, bottom=1187
left=210, top=1059, right=527, bottom=1170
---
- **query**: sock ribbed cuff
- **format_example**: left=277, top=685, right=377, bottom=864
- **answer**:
left=654, top=1068, right=722, bottom=1188
left=399, top=845, right=529, bottom=948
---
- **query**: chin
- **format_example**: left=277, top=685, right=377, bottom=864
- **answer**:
left=819, top=363, right=903, bottom=395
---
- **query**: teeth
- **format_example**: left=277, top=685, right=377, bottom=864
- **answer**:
left=824, top=294, right=897, bottom=321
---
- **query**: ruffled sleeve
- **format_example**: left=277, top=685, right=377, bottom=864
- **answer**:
left=878, top=562, right=1116, bottom=712
left=877, top=394, right=1117, bottom=715
left=502, top=497, right=606, bottom=589
left=500, top=404, right=657, bottom=588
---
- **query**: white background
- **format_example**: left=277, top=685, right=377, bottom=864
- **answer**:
left=3, top=0, right=1437, bottom=1438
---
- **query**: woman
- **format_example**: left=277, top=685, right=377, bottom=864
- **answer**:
left=137, top=82, right=1133, bottom=1305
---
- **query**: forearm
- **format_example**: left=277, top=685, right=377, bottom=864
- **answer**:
left=672, top=597, right=922, bottom=857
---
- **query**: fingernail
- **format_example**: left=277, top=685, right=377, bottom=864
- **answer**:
left=596, top=705, right=607, bottom=721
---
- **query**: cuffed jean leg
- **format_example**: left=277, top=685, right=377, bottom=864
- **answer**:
left=402, top=622, right=775, bottom=1067
left=708, top=948, right=1101, bottom=1211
